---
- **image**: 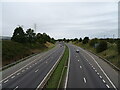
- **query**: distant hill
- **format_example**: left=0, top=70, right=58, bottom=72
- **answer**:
left=0, top=36, right=11, bottom=40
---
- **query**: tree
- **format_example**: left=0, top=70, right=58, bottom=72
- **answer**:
left=79, top=38, right=82, bottom=42
left=11, top=26, right=26, bottom=43
left=82, top=37, right=89, bottom=44
left=96, top=40, right=107, bottom=53
left=26, top=28, right=36, bottom=43
left=36, top=33, right=46, bottom=44
left=74, top=38, right=78, bottom=41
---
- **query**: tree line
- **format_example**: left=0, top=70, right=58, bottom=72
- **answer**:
left=11, top=26, right=55, bottom=44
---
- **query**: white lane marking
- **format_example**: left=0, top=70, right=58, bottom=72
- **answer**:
left=14, top=86, right=18, bottom=90
left=103, top=79, right=106, bottom=83
left=29, top=66, right=32, bottom=68
left=106, top=84, right=110, bottom=88
left=83, top=78, right=87, bottom=83
left=26, top=68, right=28, bottom=70
left=35, top=69, right=39, bottom=73
left=78, top=60, right=79, bottom=62
left=92, top=66, right=93, bottom=67
left=22, top=70, right=25, bottom=72
left=100, top=76, right=102, bottom=79
left=97, top=73, right=99, bottom=75
left=35, top=63, right=37, bottom=64
left=0, top=53, right=45, bottom=83
left=4, top=80, right=8, bottom=83
left=95, top=70, right=97, bottom=72
left=17, top=73, right=20, bottom=75
left=84, top=51, right=117, bottom=89
left=93, top=67, right=95, bottom=69
left=80, top=66, right=82, bottom=69
left=11, top=76, right=15, bottom=79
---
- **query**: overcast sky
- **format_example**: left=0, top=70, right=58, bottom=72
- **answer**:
left=1, top=0, right=118, bottom=39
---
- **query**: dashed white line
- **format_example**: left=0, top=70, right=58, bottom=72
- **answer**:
left=106, top=84, right=110, bottom=88
left=4, top=80, right=8, bottom=83
left=22, top=70, right=25, bottom=72
left=35, top=69, right=39, bottom=73
left=97, top=73, right=99, bottom=75
left=14, top=86, right=18, bottom=90
left=103, top=79, right=106, bottom=83
left=17, top=73, right=20, bottom=75
left=11, top=76, right=15, bottom=79
left=80, top=66, right=82, bottom=69
left=35, top=63, right=37, bottom=64
left=93, top=67, right=95, bottom=69
left=95, top=70, right=97, bottom=72
left=78, top=60, right=79, bottom=62
left=99, top=76, right=102, bottom=79
left=83, top=78, right=87, bottom=83
left=29, top=66, right=32, bottom=68
left=26, top=68, right=28, bottom=70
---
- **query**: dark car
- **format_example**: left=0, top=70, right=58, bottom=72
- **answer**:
left=76, top=49, right=79, bottom=53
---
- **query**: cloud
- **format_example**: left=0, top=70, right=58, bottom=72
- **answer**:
left=2, top=2, right=118, bottom=39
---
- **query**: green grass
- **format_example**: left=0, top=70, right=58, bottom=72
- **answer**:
left=2, top=40, right=54, bottom=66
left=73, top=41, right=120, bottom=68
left=45, top=45, right=69, bottom=89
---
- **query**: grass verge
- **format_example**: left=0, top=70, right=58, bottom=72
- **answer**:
left=45, top=45, right=69, bottom=89
left=73, top=42, right=120, bottom=69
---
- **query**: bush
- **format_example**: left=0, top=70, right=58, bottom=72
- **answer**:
left=117, top=40, right=120, bottom=54
left=96, top=41, right=107, bottom=53
left=89, top=38, right=98, bottom=47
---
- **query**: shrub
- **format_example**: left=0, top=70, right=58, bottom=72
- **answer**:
left=89, top=38, right=98, bottom=47
left=96, top=40, right=107, bottom=53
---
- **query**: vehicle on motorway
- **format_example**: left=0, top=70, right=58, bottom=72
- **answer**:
left=76, top=49, right=79, bottom=53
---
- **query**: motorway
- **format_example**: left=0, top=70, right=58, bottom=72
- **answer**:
left=1, top=43, right=119, bottom=89
left=1, top=43, right=65, bottom=89
left=66, top=44, right=119, bottom=89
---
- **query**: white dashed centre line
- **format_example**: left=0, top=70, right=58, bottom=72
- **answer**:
left=106, top=84, right=110, bottom=88
left=83, top=78, right=87, bottom=83
left=99, top=76, right=102, bottom=79
left=97, top=73, right=99, bottom=75
left=4, top=80, right=8, bottom=83
left=78, top=60, right=79, bottom=62
left=80, top=66, right=82, bottom=69
left=17, top=73, right=20, bottom=75
left=14, top=86, right=18, bottom=90
left=35, top=69, right=39, bottom=73
left=103, top=79, right=106, bottom=83
left=11, top=76, right=15, bottom=79
left=95, top=70, right=97, bottom=72
left=22, top=70, right=25, bottom=72
left=93, top=67, right=95, bottom=69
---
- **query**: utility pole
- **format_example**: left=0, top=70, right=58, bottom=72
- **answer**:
left=34, top=23, right=37, bottom=33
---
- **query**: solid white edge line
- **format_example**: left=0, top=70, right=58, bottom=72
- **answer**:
left=35, top=69, right=39, bottom=73
left=64, top=45, right=70, bottom=89
left=80, top=48, right=117, bottom=89
left=36, top=46, right=65, bottom=89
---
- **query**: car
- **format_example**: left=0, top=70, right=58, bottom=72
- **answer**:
left=76, top=49, right=79, bottom=53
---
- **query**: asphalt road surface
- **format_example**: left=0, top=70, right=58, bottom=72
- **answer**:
left=66, top=44, right=119, bottom=89
left=1, top=44, right=65, bottom=89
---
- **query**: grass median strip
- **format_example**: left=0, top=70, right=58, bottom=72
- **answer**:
left=45, top=45, right=69, bottom=88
